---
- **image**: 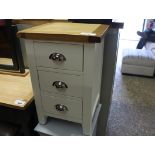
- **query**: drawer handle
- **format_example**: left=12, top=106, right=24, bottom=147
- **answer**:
left=49, top=53, right=66, bottom=62
left=55, top=104, right=68, bottom=112
left=52, top=81, right=68, bottom=89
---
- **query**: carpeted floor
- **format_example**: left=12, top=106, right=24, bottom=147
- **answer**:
left=106, top=40, right=155, bottom=136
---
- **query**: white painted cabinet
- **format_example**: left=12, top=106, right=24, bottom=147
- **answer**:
left=25, top=39, right=104, bottom=135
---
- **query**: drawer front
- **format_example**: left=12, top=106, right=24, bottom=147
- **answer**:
left=38, top=70, right=83, bottom=97
left=41, top=93, right=82, bottom=121
left=34, top=42, right=83, bottom=71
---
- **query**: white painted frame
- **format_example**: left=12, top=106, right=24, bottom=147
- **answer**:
left=25, top=39, right=104, bottom=135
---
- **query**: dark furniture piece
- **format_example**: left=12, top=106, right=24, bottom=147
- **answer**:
left=0, top=69, right=35, bottom=135
left=0, top=101, right=39, bottom=136
left=0, top=121, right=20, bottom=136
left=0, top=19, right=25, bottom=73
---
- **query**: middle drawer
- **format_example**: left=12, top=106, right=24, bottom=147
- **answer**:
left=38, top=70, right=83, bottom=98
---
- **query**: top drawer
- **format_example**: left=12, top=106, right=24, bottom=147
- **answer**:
left=34, top=42, right=83, bottom=71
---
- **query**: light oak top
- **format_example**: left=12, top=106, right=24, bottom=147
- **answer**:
left=0, top=71, right=33, bottom=110
left=13, top=19, right=53, bottom=25
left=13, top=19, right=68, bottom=25
left=17, top=22, right=109, bottom=43
left=0, top=58, right=13, bottom=66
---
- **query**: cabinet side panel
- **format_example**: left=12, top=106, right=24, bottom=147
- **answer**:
left=25, top=39, right=47, bottom=124
left=83, top=43, right=95, bottom=135
left=91, top=38, right=104, bottom=117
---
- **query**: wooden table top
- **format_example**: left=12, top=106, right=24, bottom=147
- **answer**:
left=13, top=19, right=68, bottom=25
left=0, top=71, right=33, bottom=110
left=13, top=19, right=53, bottom=26
left=13, top=19, right=123, bottom=29
left=17, top=21, right=109, bottom=43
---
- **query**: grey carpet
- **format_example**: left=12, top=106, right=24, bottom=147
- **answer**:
left=106, top=40, right=155, bottom=136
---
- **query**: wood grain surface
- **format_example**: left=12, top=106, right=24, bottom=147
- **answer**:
left=0, top=58, right=13, bottom=65
left=17, top=22, right=109, bottom=43
left=13, top=19, right=69, bottom=25
left=0, top=71, right=33, bottom=110
left=13, top=19, right=53, bottom=25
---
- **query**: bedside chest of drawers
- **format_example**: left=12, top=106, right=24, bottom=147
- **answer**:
left=18, top=22, right=109, bottom=135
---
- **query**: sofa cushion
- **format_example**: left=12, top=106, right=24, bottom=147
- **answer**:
left=145, top=42, right=155, bottom=56
left=122, top=48, right=155, bottom=67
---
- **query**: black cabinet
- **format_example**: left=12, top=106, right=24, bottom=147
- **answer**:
left=0, top=19, right=25, bottom=73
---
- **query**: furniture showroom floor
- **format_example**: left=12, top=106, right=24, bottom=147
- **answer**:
left=106, top=40, right=155, bottom=136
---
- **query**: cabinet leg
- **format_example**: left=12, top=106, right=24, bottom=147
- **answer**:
left=82, top=123, right=92, bottom=136
left=35, top=104, right=47, bottom=124
left=38, top=115, right=47, bottom=125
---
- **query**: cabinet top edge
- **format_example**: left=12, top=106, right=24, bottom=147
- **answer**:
left=17, top=22, right=109, bottom=43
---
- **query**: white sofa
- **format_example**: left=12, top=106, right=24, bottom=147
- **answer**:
left=121, top=42, right=155, bottom=77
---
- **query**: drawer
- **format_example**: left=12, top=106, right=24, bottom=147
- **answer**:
left=38, top=70, right=83, bottom=97
left=34, top=42, right=83, bottom=71
left=41, top=92, right=82, bottom=121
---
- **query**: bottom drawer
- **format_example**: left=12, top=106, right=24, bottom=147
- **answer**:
left=41, top=92, right=82, bottom=122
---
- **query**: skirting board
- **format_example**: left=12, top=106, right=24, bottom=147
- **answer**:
left=34, top=104, right=101, bottom=136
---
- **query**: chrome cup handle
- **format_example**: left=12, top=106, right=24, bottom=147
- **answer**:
left=49, top=53, right=66, bottom=62
left=52, top=81, right=68, bottom=89
left=55, top=104, right=68, bottom=112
